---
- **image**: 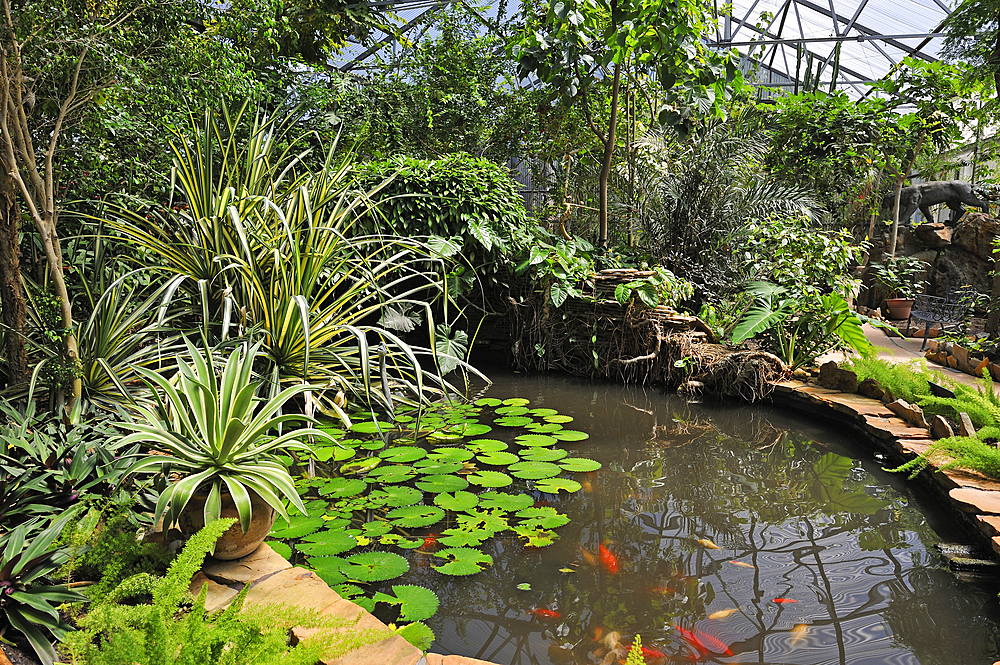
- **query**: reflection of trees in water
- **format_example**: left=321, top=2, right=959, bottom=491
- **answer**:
left=413, top=376, right=1000, bottom=664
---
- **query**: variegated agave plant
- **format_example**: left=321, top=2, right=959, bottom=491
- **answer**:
left=122, top=339, right=335, bottom=533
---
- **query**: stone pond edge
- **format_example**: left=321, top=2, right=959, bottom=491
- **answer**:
left=769, top=380, right=1000, bottom=560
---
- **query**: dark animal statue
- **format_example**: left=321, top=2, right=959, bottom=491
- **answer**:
left=881, top=180, right=990, bottom=226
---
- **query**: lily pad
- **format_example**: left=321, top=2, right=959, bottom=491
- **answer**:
left=434, top=491, right=479, bottom=511
left=341, top=551, right=409, bottom=582
left=391, top=585, right=440, bottom=622
left=502, top=398, right=530, bottom=406
left=467, top=471, right=513, bottom=488
left=515, top=434, right=559, bottom=447
left=495, top=406, right=529, bottom=416
left=350, top=421, right=395, bottom=434
left=465, top=439, right=508, bottom=453
left=494, top=416, right=533, bottom=427
left=379, top=446, right=427, bottom=463
left=520, top=447, right=568, bottom=462
left=544, top=414, right=574, bottom=423
left=438, top=527, right=488, bottom=547
left=318, top=477, right=367, bottom=498
left=379, top=534, right=425, bottom=549
left=456, top=509, right=509, bottom=533
left=426, top=447, right=475, bottom=462
left=340, top=457, right=382, bottom=475
left=426, top=430, right=466, bottom=444
left=511, top=525, right=560, bottom=547
left=369, top=486, right=424, bottom=507
left=360, top=441, right=387, bottom=451
left=264, top=541, right=292, bottom=559
left=477, top=492, right=534, bottom=512
left=534, top=478, right=583, bottom=494
left=552, top=430, right=589, bottom=442
left=474, top=398, right=503, bottom=407
left=509, top=461, right=562, bottom=480
left=396, top=622, right=436, bottom=651
left=315, top=446, right=356, bottom=462
left=476, top=451, right=520, bottom=466
left=432, top=547, right=494, bottom=576
left=560, top=457, right=602, bottom=472
left=387, top=505, right=446, bottom=528
left=361, top=521, right=393, bottom=537
left=307, top=556, right=348, bottom=585
left=270, top=516, right=325, bottom=539
left=457, top=423, right=493, bottom=436
left=525, top=423, right=564, bottom=433
left=366, top=465, right=418, bottom=484
left=415, top=474, right=469, bottom=493
left=515, top=506, right=570, bottom=529
left=296, top=531, right=358, bottom=556
left=413, top=459, right=464, bottom=475
left=528, top=408, right=559, bottom=416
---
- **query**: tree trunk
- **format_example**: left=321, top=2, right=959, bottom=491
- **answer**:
left=598, top=59, right=621, bottom=249
left=888, top=174, right=905, bottom=259
left=37, top=212, right=81, bottom=406
left=987, top=264, right=1000, bottom=336
left=0, top=175, right=27, bottom=385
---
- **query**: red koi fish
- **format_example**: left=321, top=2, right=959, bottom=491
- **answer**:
left=626, top=644, right=666, bottom=661
left=674, top=625, right=708, bottom=657
left=772, top=598, right=798, bottom=604
left=528, top=608, right=561, bottom=619
left=421, top=534, right=439, bottom=550
left=692, top=629, right=732, bottom=656
left=599, top=543, right=620, bottom=574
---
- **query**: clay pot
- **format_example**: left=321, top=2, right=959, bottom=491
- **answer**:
left=885, top=298, right=915, bottom=320
left=178, top=489, right=276, bottom=560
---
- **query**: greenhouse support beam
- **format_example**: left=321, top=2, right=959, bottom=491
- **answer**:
left=711, top=32, right=944, bottom=47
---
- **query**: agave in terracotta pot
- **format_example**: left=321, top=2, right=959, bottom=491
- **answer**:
left=122, top=339, right=336, bottom=559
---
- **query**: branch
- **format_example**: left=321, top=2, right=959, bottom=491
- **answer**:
left=576, top=64, right=606, bottom=146
left=44, top=43, right=90, bottom=225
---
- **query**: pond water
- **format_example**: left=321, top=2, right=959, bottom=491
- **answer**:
left=387, top=372, right=1000, bottom=665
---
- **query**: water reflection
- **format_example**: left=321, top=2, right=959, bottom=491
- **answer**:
left=390, top=373, right=1000, bottom=664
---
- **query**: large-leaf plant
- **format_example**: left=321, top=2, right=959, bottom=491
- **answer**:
left=0, top=508, right=88, bottom=665
left=121, top=339, right=336, bottom=533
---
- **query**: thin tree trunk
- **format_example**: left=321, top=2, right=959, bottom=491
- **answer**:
left=0, top=176, right=27, bottom=385
left=987, top=266, right=1000, bottom=336
left=598, top=60, right=621, bottom=249
left=888, top=174, right=905, bottom=260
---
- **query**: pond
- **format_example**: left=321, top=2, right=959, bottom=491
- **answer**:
left=385, top=372, right=1000, bottom=665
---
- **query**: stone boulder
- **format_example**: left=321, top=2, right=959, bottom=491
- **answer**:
left=817, top=361, right=858, bottom=393
left=886, top=399, right=929, bottom=429
left=929, top=248, right=991, bottom=296
left=930, top=414, right=955, bottom=440
left=914, top=222, right=952, bottom=249
left=857, top=378, right=887, bottom=401
left=952, top=212, right=1000, bottom=261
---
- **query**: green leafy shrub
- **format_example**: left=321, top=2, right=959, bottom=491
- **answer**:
left=890, top=433, right=1000, bottom=479
left=354, top=154, right=531, bottom=269
left=916, top=375, right=1000, bottom=429
left=65, top=519, right=389, bottom=665
left=844, top=357, right=932, bottom=404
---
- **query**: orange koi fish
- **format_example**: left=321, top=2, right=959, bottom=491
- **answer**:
left=592, top=626, right=604, bottom=642
left=581, top=547, right=597, bottom=567
left=772, top=598, right=798, bottom=604
left=528, top=608, right=561, bottom=619
left=599, top=543, right=620, bottom=574
left=625, top=644, right=666, bottom=661
left=674, top=625, right=708, bottom=656
left=729, top=560, right=755, bottom=569
left=695, top=538, right=721, bottom=549
left=708, top=608, right=738, bottom=620
left=421, top=534, right=439, bottom=549
left=790, top=624, right=808, bottom=646
left=692, top=629, right=732, bottom=656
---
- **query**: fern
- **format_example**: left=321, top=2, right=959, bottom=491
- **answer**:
left=916, top=375, right=1000, bottom=429
left=889, top=434, right=1000, bottom=479
left=844, top=357, right=932, bottom=404
left=65, top=519, right=390, bottom=665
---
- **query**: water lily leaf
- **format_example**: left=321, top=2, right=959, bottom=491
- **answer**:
left=391, top=585, right=440, bottom=622
left=434, top=491, right=479, bottom=511
left=475, top=398, right=503, bottom=407
left=520, top=447, right=568, bottom=462
left=456, top=509, right=509, bottom=533
left=270, top=516, right=325, bottom=539
left=516, top=582, right=532, bottom=591
left=413, top=459, right=464, bottom=475
left=340, top=457, right=382, bottom=475
left=544, top=414, right=574, bottom=424
left=552, top=430, right=589, bottom=442
left=476, top=451, right=520, bottom=466
left=427, top=447, right=474, bottom=462
left=496, top=406, right=530, bottom=416
left=350, top=421, right=395, bottom=434
left=396, top=621, right=436, bottom=651
left=318, top=478, right=367, bottom=498
left=333, top=584, right=366, bottom=599
left=511, top=525, right=560, bottom=547
left=515, top=506, right=570, bottom=529
left=305, top=498, right=331, bottom=512
left=307, top=556, right=348, bottom=585
left=264, top=541, right=292, bottom=559
left=438, top=527, right=488, bottom=547
left=515, top=434, right=558, bottom=447
left=528, top=408, right=559, bottom=416
left=342, top=551, right=410, bottom=582
left=296, top=531, right=358, bottom=556
left=458, top=423, right=493, bottom=436
left=369, top=486, right=424, bottom=507
left=366, top=465, right=418, bottom=484
left=353, top=596, right=376, bottom=612
left=361, top=521, right=393, bottom=537
left=494, top=416, right=533, bottom=427
left=315, top=446, right=356, bottom=462
left=379, top=446, right=427, bottom=463
left=432, top=547, right=494, bottom=576
left=534, top=478, right=583, bottom=494
left=426, top=430, right=466, bottom=444
left=509, top=461, right=562, bottom=479
left=379, top=534, right=425, bottom=549
left=415, top=474, right=469, bottom=493
left=477, top=492, right=533, bottom=511
left=502, top=398, right=530, bottom=406
left=467, top=471, right=513, bottom=488
left=361, top=441, right=387, bottom=451
left=387, top=505, right=446, bottom=528
left=560, top=457, right=602, bottom=472
left=318, top=517, right=351, bottom=529
left=394, top=414, right=415, bottom=423
left=465, top=439, right=508, bottom=453
left=525, top=423, right=563, bottom=433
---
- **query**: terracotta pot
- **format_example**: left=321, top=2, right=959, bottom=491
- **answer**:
left=177, top=488, right=276, bottom=560
left=885, top=298, right=915, bottom=320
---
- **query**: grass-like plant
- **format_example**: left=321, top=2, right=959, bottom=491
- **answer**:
left=121, top=339, right=335, bottom=532
left=916, top=374, right=1000, bottom=429
left=844, top=356, right=933, bottom=404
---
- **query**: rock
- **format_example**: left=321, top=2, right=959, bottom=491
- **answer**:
left=817, top=361, right=858, bottom=393
left=880, top=386, right=896, bottom=404
left=791, top=368, right=809, bottom=380
left=952, top=344, right=970, bottom=368
left=976, top=357, right=991, bottom=378
left=930, top=248, right=991, bottom=296
left=992, top=363, right=1000, bottom=382
left=857, top=378, right=886, bottom=401
left=886, top=399, right=929, bottom=428
left=947, top=355, right=959, bottom=369
left=188, top=572, right=239, bottom=613
left=914, top=222, right=952, bottom=248
left=930, top=415, right=955, bottom=440
left=927, top=339, right=939, bottom=352
left=952, top=211, right=1000, bottom=261
left=959, top=412, right=977, bottom=438
left=203, top=542, right=291, bottom=584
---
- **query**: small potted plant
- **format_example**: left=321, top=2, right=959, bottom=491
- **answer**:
left=871, top=256, right=927, bottom=319
left=122, top=339, right=336, bottom=559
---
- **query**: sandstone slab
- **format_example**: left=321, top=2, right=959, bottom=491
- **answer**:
left=204, top=542, right=291, bottom=584
left=950, top=487, right=1000, bottom=514
left=929, top=415, right=955, bottom=440
left=977, top=515, right=1000, bottom=536
left=189, top=572, right=239, bottom=613
left=940, top=469, right=1000, bottom=492
left=959, top=412, right=977, bottom=438
left=243, top=567, right=344, bottom=612
left=818, top=361, right=858, bottom=392
left=886, top=399, right=929, bottom=428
